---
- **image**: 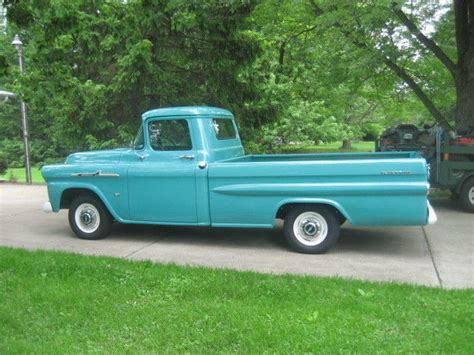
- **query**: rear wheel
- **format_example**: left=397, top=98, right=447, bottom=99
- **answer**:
left=283, top=205, right=340, bottom=254
left=460, top=178, right=474, bottom=213
left=68, top=195, right=113, bottom=239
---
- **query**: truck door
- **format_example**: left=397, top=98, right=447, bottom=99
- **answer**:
left=128, top=118, right=198, bottom=223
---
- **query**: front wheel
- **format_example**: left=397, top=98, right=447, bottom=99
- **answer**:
left=283, top=205, right=340, bottom=254
left=460, top=178, right=474, bottom=213
left=68, top=195, right=113, bottom=240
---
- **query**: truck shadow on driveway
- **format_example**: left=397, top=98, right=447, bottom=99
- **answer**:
left=107, top=222, right=424, bottom=257
left=429, top=198, right=467, bottom=213
left=109, top=223, right=286, bottom=250
left=336, top=227, right=425, bottom=257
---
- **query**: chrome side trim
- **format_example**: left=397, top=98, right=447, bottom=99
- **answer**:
left=97, top=172, right=120, bottom=177
left=71, top=170, right=120, bottom=177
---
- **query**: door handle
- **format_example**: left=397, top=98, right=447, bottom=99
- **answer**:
left=179, top=154, right=195, bottom=160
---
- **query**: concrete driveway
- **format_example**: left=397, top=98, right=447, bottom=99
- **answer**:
left=0, top=184, right=472, bottom=289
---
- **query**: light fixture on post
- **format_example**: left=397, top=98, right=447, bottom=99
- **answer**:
left=11, top=34, right=32, bottom=184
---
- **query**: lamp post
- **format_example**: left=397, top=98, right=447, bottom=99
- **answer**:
left=0, top=90, right=16, bottom=101
left=11, top=34, right=32, bottom=184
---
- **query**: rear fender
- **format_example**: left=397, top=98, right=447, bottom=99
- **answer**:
left=274, top=198, right=352, bottom=225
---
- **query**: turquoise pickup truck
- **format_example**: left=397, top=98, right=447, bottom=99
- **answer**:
left=42, top=106, right=436, bottom=253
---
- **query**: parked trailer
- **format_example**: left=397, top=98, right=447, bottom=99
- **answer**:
left=377, top=125, right=474, bottom=212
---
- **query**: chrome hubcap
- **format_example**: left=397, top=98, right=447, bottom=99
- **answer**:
left=302, top=220, right=319, bottom=236
left=293, top=212, right=328, bottom=246
left=81, top=212, right=93, bottom=225
left=75, top=203, right=100, bottom=233
left=469, top=187, right=474, bottom=204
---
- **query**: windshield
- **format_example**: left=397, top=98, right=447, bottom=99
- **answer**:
left=133, top=125, right=144, bottom=150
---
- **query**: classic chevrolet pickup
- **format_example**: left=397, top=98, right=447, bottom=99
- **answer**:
left=42, top=106, right=436, bottom=253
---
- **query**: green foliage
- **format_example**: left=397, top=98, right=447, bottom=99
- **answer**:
left=0, top=0, right=459, bottom=159
left=0, top=151, right=8, bottom=175
left=1, top=0, right=260, bottom=161
left=0, top=139, right=23, bottom=167
left=241, top=0, right=439, bottom=151
left=362, top=123, right=385, bottom=140
left=84, top=135, right=118, bottom=151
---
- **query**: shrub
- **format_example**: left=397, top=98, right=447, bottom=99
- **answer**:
left=0, top=153, right=8, bottom=175
left=0, top=139, right=23, bottom=167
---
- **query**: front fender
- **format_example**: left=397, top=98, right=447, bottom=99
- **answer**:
left=46, top=181, right=126, bottom=221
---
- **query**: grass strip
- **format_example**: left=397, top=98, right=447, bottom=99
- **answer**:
left=0, top=167, right=45, bottom=184
left=0, top=247, right=472, bottom=353
left=280, top=141, right=375, bottom=154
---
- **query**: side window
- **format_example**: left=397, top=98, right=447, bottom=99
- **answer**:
left=148, top=119, right=192, bottom=151
left=212, top=119, right=236, bottom=140
left=133, top=126, right=144, bottom=150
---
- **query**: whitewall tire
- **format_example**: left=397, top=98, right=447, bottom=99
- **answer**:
left=284, top=205, right=340, bottom=254
left=68, top=195, right=112, bottom=240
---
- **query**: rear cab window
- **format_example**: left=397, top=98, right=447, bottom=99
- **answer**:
left=212, top=119, right=236, bottom=140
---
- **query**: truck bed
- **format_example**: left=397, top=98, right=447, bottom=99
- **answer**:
left=219, top=151, right=420, bottom=163
left=208, top=151, right=429, bottom=228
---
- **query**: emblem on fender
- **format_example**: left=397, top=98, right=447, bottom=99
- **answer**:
left=381, top=170, right=412, bottom=175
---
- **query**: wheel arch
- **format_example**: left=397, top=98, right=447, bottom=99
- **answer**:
left=454, top=172, right=474, bottom=194
left=275, top=198, right=352, bottom=225
left=59, top=186, right=121, bottom=221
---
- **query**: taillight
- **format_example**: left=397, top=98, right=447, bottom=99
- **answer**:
left=382, top=139, right=394, bottom=145
left=450, top=137, right=474, bottom=146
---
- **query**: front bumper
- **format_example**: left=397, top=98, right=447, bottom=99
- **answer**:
left=42, top=201, right=52, bottom=213
left=427, top=201, right=437, bottom=224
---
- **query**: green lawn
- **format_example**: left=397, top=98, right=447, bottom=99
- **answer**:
left=0, top=167, right=45, bottom=184
left=0, top=247, right=471, bottom=353
left=280, top=141, right=375, bottom=154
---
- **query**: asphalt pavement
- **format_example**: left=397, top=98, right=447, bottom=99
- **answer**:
left=0, top=183, right=472, bottom=289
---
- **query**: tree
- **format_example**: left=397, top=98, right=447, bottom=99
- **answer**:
left=452, top=0, right=474, bottom=132
left=309, top=0, right=473, bottom=133
left=1, top=0, right=467, bottom=162
left=0, top=0, right=260, bottom=162
left=242, top=0, right=419, bottom=150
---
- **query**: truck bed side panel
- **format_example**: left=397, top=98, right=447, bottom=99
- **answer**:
left=208, top=159, right=429, bottom=227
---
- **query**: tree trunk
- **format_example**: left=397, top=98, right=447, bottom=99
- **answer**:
left=342, top=139, right=352, bottom=149
left=454, top=31, right=474, bottom=133
left=455, top=77, right=474, bottom=133
left=454, top=0, right=474, bottom=133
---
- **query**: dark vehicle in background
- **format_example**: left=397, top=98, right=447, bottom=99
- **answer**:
left=377, top=124, right=474, bottom=212
left=377, top=124, right=436, bottom=159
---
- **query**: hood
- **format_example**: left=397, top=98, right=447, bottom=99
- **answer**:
left=65, top=148, right=129, bottom=164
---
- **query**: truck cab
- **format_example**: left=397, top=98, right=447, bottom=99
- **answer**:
left=124, top=107, right=243, bottom=224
